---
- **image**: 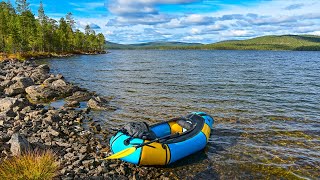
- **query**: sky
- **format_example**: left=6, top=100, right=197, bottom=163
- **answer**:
left=5, top=0, right=320, bottom=44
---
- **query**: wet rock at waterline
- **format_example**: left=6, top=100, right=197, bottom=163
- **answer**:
left=65, top=100, right=80, bottom=108
left=66, top=91, right=93, bottom=102
left=87, top=96, right=116, bottom=111
left=25, top=85, right=59, bottom=102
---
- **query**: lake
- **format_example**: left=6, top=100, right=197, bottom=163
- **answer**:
left=40, top=50, right=320, bottom=179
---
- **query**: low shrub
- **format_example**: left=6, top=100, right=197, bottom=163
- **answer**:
left=0, top=150, right=59, bottom=180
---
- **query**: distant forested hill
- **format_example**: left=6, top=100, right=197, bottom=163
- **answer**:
left=107, top=35, right=320, bottom=51
left=105, top=41, right=202, bottom=49
left=202, top=35, right=320, bottom=51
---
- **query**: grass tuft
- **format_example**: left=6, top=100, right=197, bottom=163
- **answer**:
left=0, top=150, right=59, bottom=180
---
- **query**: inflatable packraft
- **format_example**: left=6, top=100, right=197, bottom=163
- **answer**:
left=109, top=112, right=214, bottom=165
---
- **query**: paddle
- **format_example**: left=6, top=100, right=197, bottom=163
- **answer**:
left=105, top=133, right=180, bottom=160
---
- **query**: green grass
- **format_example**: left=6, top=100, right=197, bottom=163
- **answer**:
left=0, top=150, right=59, bottom=180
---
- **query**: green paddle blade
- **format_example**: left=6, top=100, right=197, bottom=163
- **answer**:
left=105, top=147, right=137, bottom=160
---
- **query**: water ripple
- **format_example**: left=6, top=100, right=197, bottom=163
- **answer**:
left=39, top=50, right=320, bottom=179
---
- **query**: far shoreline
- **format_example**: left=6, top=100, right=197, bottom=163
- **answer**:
left=0, top=51, right=108, bottom=62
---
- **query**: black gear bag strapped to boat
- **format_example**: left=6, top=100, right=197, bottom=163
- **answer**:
left=121, top=122, right=157, bottom=140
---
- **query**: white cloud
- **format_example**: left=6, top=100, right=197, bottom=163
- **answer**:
left=206, top=24, right=228, bottom=31
left=182, top=35, right=204, bottom=41
left=107, top=0, right=199, bottom=16
left=222, top=30, right=253, bottom=37
left=190, top=28, right=200, bottom=34
left=98, top=0, right=320, bottom=43
left=310, top=31, right=320, bottom=36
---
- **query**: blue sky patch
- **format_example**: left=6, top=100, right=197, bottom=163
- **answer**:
left=4, top=0, right=320, bottom=44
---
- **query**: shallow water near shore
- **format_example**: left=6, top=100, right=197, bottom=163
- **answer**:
left=38, top=50, right=320, bottom=179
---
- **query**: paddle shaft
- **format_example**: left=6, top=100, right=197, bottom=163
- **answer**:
left=135, top=133, right=180, bottom=148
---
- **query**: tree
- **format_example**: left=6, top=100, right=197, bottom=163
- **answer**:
left=97, top=33, right=105, bottom=51
left=37, top=1, right=47, bottom=52
left=66, top=12, right=75, bottom=28
left=16, top=0, right=30, bottom=14
left=38, top=1, right=47, bottom=24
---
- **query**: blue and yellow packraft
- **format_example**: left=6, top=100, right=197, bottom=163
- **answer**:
left=109, top=112, right=214, bottom=166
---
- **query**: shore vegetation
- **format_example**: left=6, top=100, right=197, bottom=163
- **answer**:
left=0, top=150, right=59, bottom=179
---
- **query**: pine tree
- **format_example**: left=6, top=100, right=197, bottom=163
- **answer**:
left=38, top=1, right=47, bottom=24
left=16, top=0, right=30, bottom=14
left=37, top=1, right=47, bottom=52
left=66, top=12, right=75, bottom=28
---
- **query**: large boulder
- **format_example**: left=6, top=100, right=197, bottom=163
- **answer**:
left=8, top=133, right=32, bottom=156
left=25, top=85, right=58, bottom=102
left=30, top=64, right=50, bottom=84
left=37, top=64, right=50, bottom=74
left=4, top=77, right=34, bottom=96
left=51, top=79, right=78, bottom=95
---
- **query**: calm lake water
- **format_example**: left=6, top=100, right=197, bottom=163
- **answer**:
left=41, top=50, right=320, bottom=179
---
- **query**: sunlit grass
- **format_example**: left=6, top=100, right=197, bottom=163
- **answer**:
left=0, top=150, right=59, bottom=180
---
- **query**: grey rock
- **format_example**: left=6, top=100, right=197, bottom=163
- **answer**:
left=37, top=64, right=50, bottom=74
left=29, top=64, right=50, bottom=83
left=14, top=77, right=34, bottom=88
left=43, top=77, right=58, bottom=86
left=8, top=133, right=32, bottom=156
left=0, top=75, right=5, bottom=81
left=44, top=114, right=61, bottom=123
left=57, top=142, right=71, bottom=148
left=95, top=124, right=102, bottom=132
left=48, top=128, right=60, bottom=137
left=5, top=109, right=16, bottom=117
left=65, top=101, right=80, bottom=107
left=4, top=85, right=25, bottom=96
left=116, top=165, right=126, bottom=175
left=56, top=74, right=64, bottom=79
left=21, top=106, right=32, bottom=114
left=66, top=91, right=92, bottom=102
left=0, top=97, right=20, bottom=112
left=51, top=79, right=67, bottom=89
left=40, top=132, right=49, bottom=140
left=79, top=146, right=87, bottom=153
left=25, top=85, right=58, bottom=102
left=30, top=71, right=49, bottom=84
left=0, top=80, right=13, bottom=92
left=64, top=152, right=75, bottom=160
left=82, top=159, right=94, bottom=168
left=87, top=96, right=116, bottom=111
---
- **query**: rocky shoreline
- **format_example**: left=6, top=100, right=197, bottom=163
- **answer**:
left=0, top=59, right=184, bottom=179
left=0, top=60, right=215, bottom=179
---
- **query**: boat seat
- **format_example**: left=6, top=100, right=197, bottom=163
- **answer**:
left=176, top=119, right=193, bottom=130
